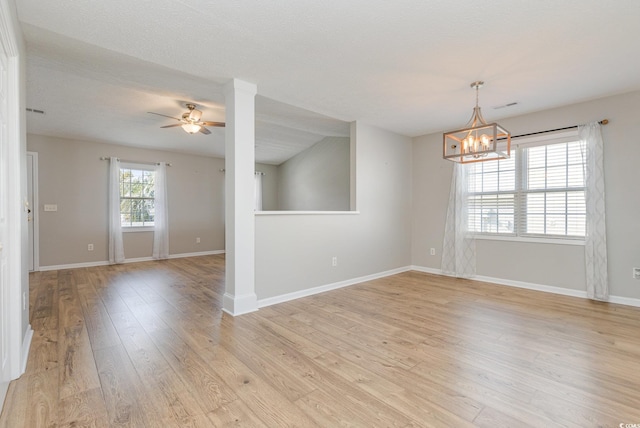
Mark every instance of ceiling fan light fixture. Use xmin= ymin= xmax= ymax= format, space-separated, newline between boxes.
xmin=181 ymin=123 xmax=201 ymax=134
xmin=443 ymin=81 xmax=511 ymax=164
xmin=185 ymin=103 xmax=202 ymax=122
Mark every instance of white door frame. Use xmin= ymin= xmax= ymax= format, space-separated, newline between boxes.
xmin=27 ymin=152 xmax=39 ymax=272
xmin=0 ymin=0 xmax=29 ymax=408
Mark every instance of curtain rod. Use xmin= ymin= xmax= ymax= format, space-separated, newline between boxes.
xmin=100 ymin=156 xmax=172 ymax=167
xmin=219 ymin=168 xmax=266 ymax=176
xmin=510 ymin=119 xmax=608 ymax=140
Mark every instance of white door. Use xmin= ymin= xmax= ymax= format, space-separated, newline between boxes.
xmin=0 ymin=34 xmax=10 ymax=387
xmin=26 ymin=152 xmax=37 ymax=272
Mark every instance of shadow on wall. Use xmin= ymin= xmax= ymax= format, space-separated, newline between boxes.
xmin=260 ymin=136 xmax=351 ymax=211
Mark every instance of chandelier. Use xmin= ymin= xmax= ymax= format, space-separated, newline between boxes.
xmin=443 ymin=81 xmax=511 ymax=163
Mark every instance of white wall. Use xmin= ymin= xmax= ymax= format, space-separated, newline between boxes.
xmin=277 ymin=136 xmax=350 ymax=211
xmin=28 ymin=134 xmax=227 ymax=267
xmin=412 ymin=90 xmax=640 ymax=300
xmin=255 ymin=122 xmax=412 ymax=300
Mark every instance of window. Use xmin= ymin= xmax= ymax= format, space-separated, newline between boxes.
xmin=467 ymin=131 xmax=586 ymax=240
xmin=119 ymin=166 xmax=155 ymax=227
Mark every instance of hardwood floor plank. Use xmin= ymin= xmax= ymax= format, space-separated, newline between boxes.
xmin=94 ymin=344 xmax=153 ymax=427
xmin=58 ymin=387 xmax=109 ymax=428
xmin=206 ymin=399 xmax=269 ymax=427
xmin=149 ymin=327 xmax=238 ymax=413
xmin=24 ymin=329 xmax=58 ymax=374
xmin=57 ymin=270 xmax=102 ymax=400
xmin=109 ymin=311 xmax=208 ymax=425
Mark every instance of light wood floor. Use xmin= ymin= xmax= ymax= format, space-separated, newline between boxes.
xmin=1 ymin=255 xmax=640 ymax=427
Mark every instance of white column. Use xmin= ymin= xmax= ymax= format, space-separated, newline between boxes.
xmin=222 ymin=79 xmax=258 ymax=316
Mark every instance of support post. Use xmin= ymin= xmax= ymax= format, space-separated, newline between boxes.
xmin=222 ymin=79 xmax=258 ymax=316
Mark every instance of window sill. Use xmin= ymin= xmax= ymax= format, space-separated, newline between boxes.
xmin=123 ymin=227 xmax=154 ymax=233
xmin=474 ymin=234 xmax=585 ymax=246
xmin=255 ymin=211 xmax=360 ymax=216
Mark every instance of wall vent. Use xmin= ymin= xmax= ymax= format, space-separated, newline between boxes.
xmin=26 ymin=108 xmax=46 ymax=114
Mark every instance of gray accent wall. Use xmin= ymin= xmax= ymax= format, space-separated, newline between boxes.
xmin=276 ymin=136 xmax=350 ymax=211
xmin=255 ymin=122 xmax=412 ymax=299
xmin=412 ymin=89 xmax=640 ymax=300
xmin=28 ymin=134 xmax=227 ymax=267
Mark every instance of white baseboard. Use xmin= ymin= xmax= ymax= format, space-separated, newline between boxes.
xmin=223 ymin=292 xmax=258 ymax=316
xmin=39 ymin=260 xmax=110 ymax=271
xmin=21 ymin=325 xmax=33 ymax=375
xmin=410 ymin=265 xmax=640 ymax=308
xmin=0 ymin=381 xmax=7 ymax=418
xmin=257 ymin=266 xmax=412 ymax=309
xmin=38 ymin=250 xmax=225 ymax=271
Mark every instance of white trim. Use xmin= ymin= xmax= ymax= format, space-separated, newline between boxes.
xmin=169 ymin=250 xmax=225 ymax=259
xmin=474 ymin=234 xmax=585 ymax=246
xmin=38 ymin=250 xmax=225 ymax=271
xmin=257 ymin=266 xmax=412 ymax=308
xmin=222 ymin=292 xmax=258 ymax=316
xmin=20 ymin=325 xmax=32 ymax=374
xmin=410 ymin=265 xmax=640 ymax=308
xmin=256 ymin=211 xmax=360 ymax=216
xmin=122 ymin=227 xmax=154 ymax=233
xmin=0 ymin=0 xmax=25 ymax=383
xmin=410 ymin=265 xmax=442 ymax=275
xmin=607 ymin=295 xmax=640 ymax=309
xmin=514 ymin=129 xmax=579 ymax=148
xmin=39 ymin=260 xmax=110 ymax=271
xmin=473 ymin=274 xmax=588 ymax=299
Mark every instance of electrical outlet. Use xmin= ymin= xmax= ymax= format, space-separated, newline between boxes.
xmin=332 ymin=256 xmax=338 ymax=267
xmin=196 ymin=237 xmax=201 ymax=244
xmin=87 ymin=244 xmax=94 ymax=251
xmin=634 ymin=267 xmax=640 ymax=279
xmin=430 ymin=248 xmax=436 ymax=256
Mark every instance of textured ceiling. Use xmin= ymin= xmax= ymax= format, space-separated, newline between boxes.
xmin=16 ymin=0 xmax=640 ymax=162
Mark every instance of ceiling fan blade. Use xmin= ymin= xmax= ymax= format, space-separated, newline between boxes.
xmin=160 ymin=123 xmax=183 ymax=128
xmin=201 ymin=121 xmax=225 ymax=127
xmin=148 ymin=111 xmax=182 ymax=121
xmin=199 ymin=126 xmax=212 ymax=135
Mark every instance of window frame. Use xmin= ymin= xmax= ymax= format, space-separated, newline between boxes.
xmin=119 ymin=162 xmax=156 ymax=231
xmin=468 ymin=130 xmax=586 ymax=244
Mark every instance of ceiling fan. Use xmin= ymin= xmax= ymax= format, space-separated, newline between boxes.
xmin=148 ymin=103 xmax=225 ymax=135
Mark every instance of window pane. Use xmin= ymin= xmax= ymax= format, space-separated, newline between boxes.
xmin=526 ymin=214 xmax=545 ymax=234
xmin=470 ymin=137 xmax=585 ymax=239
xmin=546 ymin=192 xmax=566 ymax=214
xmin=567 ymin=215 xmax=586 ymax=236
xmin=119 ymin=167 xmax=156 ymax=227
xmin=526 ymin=193 xmax=545 ymax=214
xmin=546 ymin=165 xmax=567 ymax=188
xmin=546 ymin=214 xmax=566 ymax=235
xmin=527 ymin=167 xmax=546 ymax=190
xmin=527 ymin=146 xmax=546 ymax=169
xmin=483 ymin=172 xmax=498 ymax=192
xmin=567 ymin=191 xmax=585 ymax=214
xmin=499 ymin=170 xmax=515 ymax=191
xmin=567 ymin=164 xmax=584 ymax=187
xmin=546 ymin=144 xmax=566 ymax=167
xmin=567 ymin=141 xmax=585 ymax=165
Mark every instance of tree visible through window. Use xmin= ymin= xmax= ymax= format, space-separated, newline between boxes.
xmin=120 ymin=167 xmax=155 ymax=227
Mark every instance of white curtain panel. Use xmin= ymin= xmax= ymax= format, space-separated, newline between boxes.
xmin=152 ymin=162 xmax=170 ymax=260
xmin=108 ymin=157 xmax=125 ymax=264
xmin=579 ymin=122 xmax=609 ymax=300
xmin=441 ymin=163 xmax=476 ymax=278
xmin=254 ymin=172 xmax=263 ymax=211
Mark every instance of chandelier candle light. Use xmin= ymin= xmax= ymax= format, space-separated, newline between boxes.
xmin=443 ymin=81 xmax=511 ymax=163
